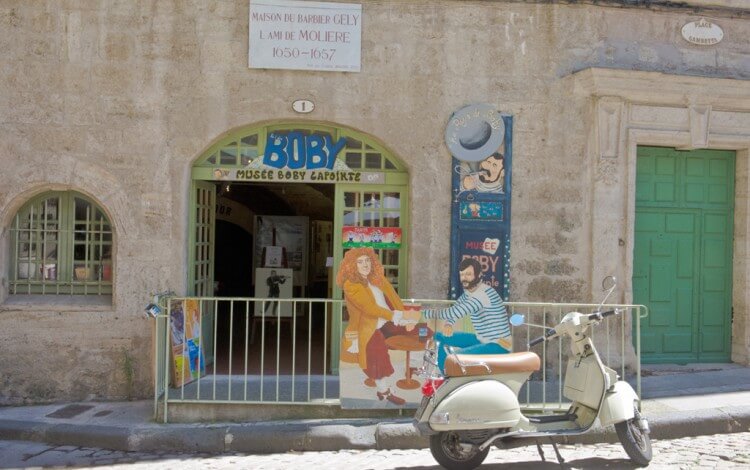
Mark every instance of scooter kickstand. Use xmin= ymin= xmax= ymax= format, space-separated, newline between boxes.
xmin=535 ymin=440 xmax=546 ymax=462
xmin=549 ymin=438 xmax=566 ymax=466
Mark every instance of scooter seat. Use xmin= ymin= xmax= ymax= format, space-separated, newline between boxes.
xmin=444 ymin=351 xmax=541 ymax=377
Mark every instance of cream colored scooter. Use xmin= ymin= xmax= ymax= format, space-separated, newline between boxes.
xmin=413 ymin=277 xmax=651 ymax=470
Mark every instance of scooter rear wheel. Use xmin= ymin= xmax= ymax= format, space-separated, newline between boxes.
xmin=615 ymin=407 xmax=652 ymax=467
xmin=429 ymin=431 xmax=490 ymax=470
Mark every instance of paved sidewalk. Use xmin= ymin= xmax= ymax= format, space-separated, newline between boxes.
xmin=0 ymin=364 xmax=748 ymax=454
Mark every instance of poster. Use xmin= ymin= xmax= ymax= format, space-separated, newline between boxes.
xmin=254 ymin=268 xmax=294 ymax=317
xmin=254 ymin=215 xmax=308 ymax=287
xmin=341 ymin=226 xmax=402 ymax=249
xmin=169 ymin=299 xmax=206 ymax=387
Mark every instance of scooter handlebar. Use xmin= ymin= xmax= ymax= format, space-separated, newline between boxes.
xmin=587 ymin=309 xmax=619 ymax=321
xmin=528 ymin=327 xmax=556 ymax=347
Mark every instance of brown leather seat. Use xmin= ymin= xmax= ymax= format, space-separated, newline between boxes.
xmin=444 ymin=351 xmax=541 ymax=377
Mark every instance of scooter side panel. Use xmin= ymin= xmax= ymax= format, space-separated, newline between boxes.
xmin=599 ymin=381 xmax=637 ymax=426
xmin=563 ymin=356 xmax=606 ymax=409
xmin=429 ymin=380 xmax=520 ymax=431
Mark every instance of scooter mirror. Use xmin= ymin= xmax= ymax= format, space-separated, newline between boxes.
xmin=602 ymin=276 xmax=617 ymax=291
xmin=509 ymin=313 xmax=525 ymax=327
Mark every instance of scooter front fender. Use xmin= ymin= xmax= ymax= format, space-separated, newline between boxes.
xmin=430 ymin=380 xmax=520 ymax=431
xmin=599 ymin=381 xmax=638 ymax=426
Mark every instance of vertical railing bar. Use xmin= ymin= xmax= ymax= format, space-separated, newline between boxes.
xmin=291 ymin=300 xmax=297 ymax=402
xmin=308 ymin=301 xmax=313 ymax=401
xmin=276 ymin=300 xmax=281 ymax=402
xmin=228 ymin=300 xmax=235 ymax=401
xmin=180 ymin=299 xmax=186 ymax=401
xmin=163 ymin=298 xmax=172 ymax=423
xmin=196 ymin=299 xmax=202 ymax=401
xmin=260 ymin=300 xmax=266 ymax=402
xmin=637 ymin=307 xmax=643 ymax=408
xmin=541 ymin=309 xmax=547 ymax=410
xmin=525 ymin=305 xmax=531 ymax=406
xmin=558 ymin=306 xmax=563 ymax=410
xmin=605 ymin=305 xmax=610 ymax=368
xmin=621 ymin=308 xmax=626 ymax=380
xmin=323 ymin=300 xmax=329 ymax=399
xmin=153 ymin=311 xmax=160 ymax=420
xmin=213 ymin=299 xmax=219 ymax=400
xmin=244 ymin=300 xmax=250 ymax=402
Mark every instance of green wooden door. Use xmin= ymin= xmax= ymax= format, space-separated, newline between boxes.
xmin=633 ymin=147 xmax=735 ymax=363
xmin=188 ymin=180 xmax=217 ymax=364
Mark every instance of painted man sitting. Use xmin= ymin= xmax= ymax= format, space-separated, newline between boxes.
xmin=422 ymin=258 xmax=512 ymax=372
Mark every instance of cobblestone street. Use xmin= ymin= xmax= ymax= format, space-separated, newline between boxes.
xmin=2 ymin=432 xmax=749 ymax=469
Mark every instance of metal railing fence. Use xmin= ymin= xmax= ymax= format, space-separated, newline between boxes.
xmin=153 ymin=295 xmax=647 ymax=422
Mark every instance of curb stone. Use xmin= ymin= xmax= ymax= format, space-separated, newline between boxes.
xmin=0 ymin=406 xmax=749 ymax=454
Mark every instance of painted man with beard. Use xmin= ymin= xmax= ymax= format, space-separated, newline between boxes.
xmin=461 ymin=152 xmax=505 ymax=193
xmin=422 ymin=258 xmax=512 ymax=372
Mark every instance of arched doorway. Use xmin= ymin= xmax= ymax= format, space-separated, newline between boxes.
xmin=189 ymin=122 xmax=409 ymax=373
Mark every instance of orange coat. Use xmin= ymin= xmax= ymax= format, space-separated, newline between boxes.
xmin=341 ymin=279 xmax=404 ymax=370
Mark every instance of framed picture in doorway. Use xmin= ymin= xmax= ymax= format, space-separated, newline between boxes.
xmin=254 ymin=268 xmax=293 ymax=317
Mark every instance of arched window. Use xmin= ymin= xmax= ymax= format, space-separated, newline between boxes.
xmin=9 ymin=191 xmax=113 ymax=296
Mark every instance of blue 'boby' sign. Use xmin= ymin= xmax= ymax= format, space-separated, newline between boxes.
xmin=447 ymin=105 xmax=512 ymax=301
xmin=263 ymin=132 xmax=347 ymax=169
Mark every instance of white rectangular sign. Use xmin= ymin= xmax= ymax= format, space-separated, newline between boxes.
xmin=249 ymin=0 xmax=362 ymax=72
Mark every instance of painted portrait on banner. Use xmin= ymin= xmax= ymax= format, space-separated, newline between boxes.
xmin=337 ymin=247 xmax=432 ymax=409
xmin=337 ymin=248 xmax=514 ymax=408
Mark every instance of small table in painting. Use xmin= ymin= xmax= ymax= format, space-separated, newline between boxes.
xmin=385 ymin=335 xmax=427 ymax=390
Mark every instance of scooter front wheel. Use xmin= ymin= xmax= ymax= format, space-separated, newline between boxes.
xmin=429 ymin=431 xmax=490 ymax=470
xmin=615 ymin=407 xmax=652 ymax=467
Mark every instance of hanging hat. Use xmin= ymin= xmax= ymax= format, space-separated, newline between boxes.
xmin=445 ymin=103 xmax=505 ymax=162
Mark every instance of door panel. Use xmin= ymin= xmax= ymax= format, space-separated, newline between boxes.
xmin=189 ymin=181 xmax=216 ymax=364
xmin=633 ymin=147 xmax=734 ymax=363
xmin=333 ymin=183 xmax=409 ymax=372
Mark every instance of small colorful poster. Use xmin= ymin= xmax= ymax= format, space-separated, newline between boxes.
xmin=342 ymin=227 xmax=402 ymax=249
xmin=459 ymin=201 xmax=503 ymax=220
xmin=169 ymin=299 xmax=206 ymax=387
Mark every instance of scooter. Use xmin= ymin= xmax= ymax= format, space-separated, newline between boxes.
xmin=413 ymin=277 xmax=652 ymax=469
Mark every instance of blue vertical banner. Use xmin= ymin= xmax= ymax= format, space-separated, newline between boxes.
xmin=446 ymin=104 xmax=512 ymax=301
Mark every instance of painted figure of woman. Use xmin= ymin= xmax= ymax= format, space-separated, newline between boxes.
xmin=337 ymin=247 xmax=422 ymax=405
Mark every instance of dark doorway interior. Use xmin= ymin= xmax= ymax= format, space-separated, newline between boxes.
xmin=212 ymin=182 xmax=334 ymax=375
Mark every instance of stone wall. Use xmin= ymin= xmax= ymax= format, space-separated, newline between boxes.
xmin=0 ymin=1 xmax=748 ymax=402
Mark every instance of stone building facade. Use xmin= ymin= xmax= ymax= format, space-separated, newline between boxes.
xmin=1 ymin=0 xmax=749 ymax=403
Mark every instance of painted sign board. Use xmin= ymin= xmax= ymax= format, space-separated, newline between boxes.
xmin=249 ymin=0 xmax=362 ymax=72
xmin=448 ymin=105 xmax=512 ymax=302
xmin=210 ymin=130 xmax=385 ymax=184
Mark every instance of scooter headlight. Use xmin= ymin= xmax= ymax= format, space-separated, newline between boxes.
xmin=430 ymin=411 xmax=450 ymax=425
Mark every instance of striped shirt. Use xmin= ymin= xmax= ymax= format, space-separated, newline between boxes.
xmin=423 ymin=284 xmax=511 ymax=343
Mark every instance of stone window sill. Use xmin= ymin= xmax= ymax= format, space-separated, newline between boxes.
xmin=1 ymin=294 xmax=113 ymax=312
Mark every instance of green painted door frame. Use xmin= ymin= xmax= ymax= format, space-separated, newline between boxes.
xmin=633 ymin=146 xmax=735 ymax=363
xmin=188 ymin=180 xmax=217 ymax=363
